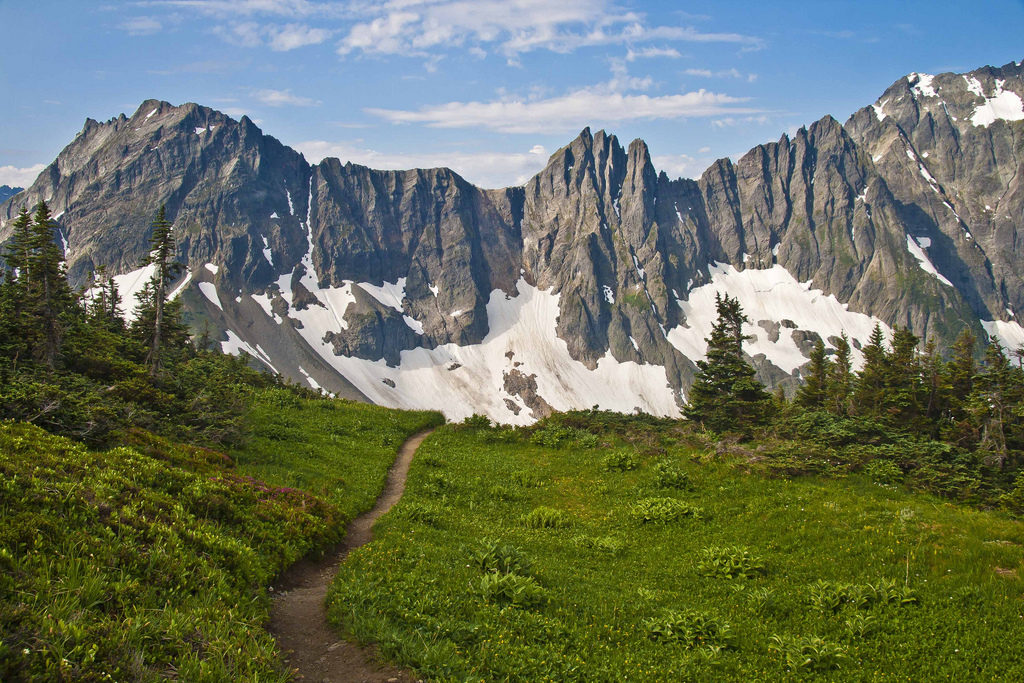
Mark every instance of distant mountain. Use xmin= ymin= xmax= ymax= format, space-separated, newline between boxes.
xmin=0 ymin=185 xmax=22 ymax=204
xmin=2 ymin=59 xmax=1023 ymax=423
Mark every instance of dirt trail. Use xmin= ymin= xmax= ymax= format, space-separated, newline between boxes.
xmin=269 ymin=429 xmax=434 ymax=682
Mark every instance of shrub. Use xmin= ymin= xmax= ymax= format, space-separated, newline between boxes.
xmin=474 ymin=572 xmax=546 ymax=608
xmin=652 ymin=459 xmax=692 ymax=489
xmin=630 ymin=497 xmax=702 ymax=524
xmin=865 ymin=459 xmax=903 ymax=485
xmin=697 ymin=546 xmax=766 ymax=580
xmin=530 ymin=424 xmax=598 ymax=449
xmin=522 ymin=506 xmax=572 ymax=529
xmin=573 ymin=535 xmax=626 ymax=555
xmin=807 ymin=579 xmax=917 ymax=614
xmin=769 ymin=634 xmax=847 ymax=672
xmin=461 ymin=413 xmax=492 ymax=430
xmin=644 ymin=610 xmax=736 ymax=650
xmin=602 ymin=449 xmax=640 ymax=472
xmin=470 ymin=538 xmax=531 ymax=576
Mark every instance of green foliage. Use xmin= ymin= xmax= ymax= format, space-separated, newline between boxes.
xmin=470 ymin=538 xmax=532 ymax=576
xmin=630 ymin=497 xmax=702 ymax=524
xmin=768 ymin=634 xmax=847 ymax=672
xmin=864 ymin=458 xmax=903 ymax=484
xmin=0 ymin=421 xmax=336 ymax=680
xmin=529 ymin=422 xmax=598 ymax=448
xmin=522 ymin=506 xmax=573 ymax=529
xmin=474 ymin=572 xmax=547 ymax=608
xmin=644 ymin=610 xmax=736 ymax=650
xmin=652 ymin=458 xmax=693 ymax=489
xmin=697 ymin=546 xmax=766 ymax=579
xmin=806 ymin=579 xmax=917 ymax=614
xmin=602 ymin=448 xmax=640 ymax=472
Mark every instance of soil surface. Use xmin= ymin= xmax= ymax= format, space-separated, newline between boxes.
xmin=269 ymin=429 xmax=434 ymax=682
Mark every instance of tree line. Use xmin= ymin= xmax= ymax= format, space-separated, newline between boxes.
xmin=685 ymin=293 xmax=1024 ymax=509
xmin=0 ymin=202 xmax=282 ymax=445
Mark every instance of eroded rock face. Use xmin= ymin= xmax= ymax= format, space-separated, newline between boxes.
xmin=2 ymin=61 xmax=1023 ymax=422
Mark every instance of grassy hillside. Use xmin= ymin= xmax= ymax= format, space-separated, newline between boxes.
xmin=328 ymin=415 xmax=1024 ymax=681
xmin=0 ymin=390 xmax=441 ymax=682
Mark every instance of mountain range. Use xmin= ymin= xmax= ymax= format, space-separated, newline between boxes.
xmin=2 ymin=60 xmax=1023 ymax=424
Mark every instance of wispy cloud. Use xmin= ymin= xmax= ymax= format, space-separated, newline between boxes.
xmin=366 ymin=70 xmax=759 ymax=134
xmin=267 ymin=23 xmax=333 ymax=50
xmin=626 ymin=46 xmax=682 ymax=61
xmin=685 ymin=67 xmax=757 ymax=83
xmin=293 ymin=139 xmax=551 ymax=188
xmin=0 ymin=163 xmax=47 ymax=188
xmin=335 ymin=0 xmax=762 ymax=58
xmin=137 ymin=0 xmax=350 ymax=18
xmin=252 ymin=88 xmax=320 ymax=106
xmin=119 ymin=16 xmax=162 ymax=35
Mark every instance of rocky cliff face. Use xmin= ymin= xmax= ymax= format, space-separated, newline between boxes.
xmin=0 ymin=186 xmax=21 ymax=204
xmin=3 ymin=61 xmax=1023 ymax=423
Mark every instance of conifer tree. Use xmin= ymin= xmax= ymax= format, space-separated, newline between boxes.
xmin=139 ymin=205 xmax=181 ymax=376
xmin=684 ymin=293 xmax=771 ymax=435
xmin=796 ymin=338 xmax=831 ymax=409
xmin=826 ymin=333 xmax=853 ymax=415
xmin=969 ymin=337 xmax=1013 ymax=465
xmin=853 ymin=324 xmax=887 ymax=417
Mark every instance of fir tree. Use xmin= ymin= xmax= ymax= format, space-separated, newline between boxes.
xmin=826 ymin=333 xmax=853 ymax=415
xmin=853 ymin=324 xmax=887 ymax=417
xmin=684 ymin=293 xmax=771 ymax=435
xmin=138 ymin=205 xmax=182 ymax=376
xmin=796 ymin=338 xmax=831 ymax=409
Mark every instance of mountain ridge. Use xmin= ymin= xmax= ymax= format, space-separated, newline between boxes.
xmin=2 ymin=59 xmax=1023 ymax=423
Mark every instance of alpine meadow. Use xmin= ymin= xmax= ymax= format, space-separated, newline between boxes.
xmin=2 ymin=1 xmax=1024 ymax=680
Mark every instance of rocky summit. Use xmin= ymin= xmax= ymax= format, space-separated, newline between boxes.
xmin=2 ymin=60 xmax=1023 ymax=424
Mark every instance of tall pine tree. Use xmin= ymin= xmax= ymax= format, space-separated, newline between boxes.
xmin=684 ymin=293 xmax=771 ymax=435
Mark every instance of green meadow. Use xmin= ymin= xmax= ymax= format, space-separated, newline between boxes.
xmin=329 ymin=415 xmax=1024 ymax=681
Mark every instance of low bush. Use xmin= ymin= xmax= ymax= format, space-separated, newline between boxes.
xmin=522 ymin=506 xmax=572 ymax=529
xmin=697 ymin=546 xmax=766 ymax=580
xmin=630 ymin=497 xmax=702 ymax=524
xmin=769 ymin=634 xmax=847 ymax=672
xmin=644 ymin=610 xmax=736 ymax=650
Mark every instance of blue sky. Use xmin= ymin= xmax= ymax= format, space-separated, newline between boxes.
xmin=2 ymin=0 xmax=1023 ymax=189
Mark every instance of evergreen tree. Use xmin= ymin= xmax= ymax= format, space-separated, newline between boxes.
xmin=138 ymin=206 xmax=182 ymax=376
xmin=28 ymin=202 xmax=77 ymax=369
xmin=969 ymin=338 xmax=1014 ymax=466
xmin=0 ymin=209 xmax=35 ymax=366
xmin=826 ymin=333 xmax=853 ymax=415
xmin=796 ymin=338 xmax=831 ymax=409
xmin=853 ymin=324 xmax=887 ymax=417
xmin=684 ymin=293 xmax=771 ymax=435
xmin=882 ymin=327 xmax=924 ymax=429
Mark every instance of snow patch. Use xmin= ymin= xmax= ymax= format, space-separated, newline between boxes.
xmin=905 ymin=235 xmax=953 ymax=287
xmin=146 ymin=108 xmax=158 ymax=119
xmin=285 ymin=189 xmax=294 ymax=215
xmin=270 ymin=211 xmax=279 ymax=219
xmin=261 ymin=236 xmax=273 ymax=266
xmin=631 ymin=254 xmax=646 ymax=281
xmin=629 ymin=335 xmax=640 ymax=352
xmin=429 ymin=284 xmax=439 ymax=297
xmin=403 ymin=315 xmax=424 ymax=335
xmin=450 ymin=309 xmax=464 ymax=317
xmin=981 ymin=320 xmax=1024 ymax=352
xmin=359 ymin=277 xmax=407 ymax=313
xmin=195 ymin=127 xmax=207 ymax=135
xmin=222 ymin=330 xmax=278 ymax=373
xmin=872 ymin=99 xmax=888 ymax=121
xmin=964 ymin=75 xmax=985 ymax=97
xmin=667 ymin=263 xmax=890 ymax=374
xmin=198 ymin=282 xmax=223 ymax=310
xmin=204 ymin=263 xmax=219 ymax=275
xmin=110 ymin=264 xmax=157 ymax=320
xmin=910 ymin=73 xmax=937 ymax=98
xmin=970 ymin=79 xmax=1024 ymax=127
xmin=307 ymin=279 xmax=680 ymax=426
xmin=603 ymin=285 xmax=615 ymax=304
xmin=297 ymin=366 xmax=322 ymax=391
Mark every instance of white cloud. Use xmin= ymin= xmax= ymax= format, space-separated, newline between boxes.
xmin=336 ymin=0 xmax=762 ymax=58
xmin=626 ymin=46 xmax=682 ymax=61
xmin=294 ymin=140 xmax=550 ymax=188
xmin=529 ymin=145 xmax=546 ymax=155
xmin=119 ymin=16 xmax=162 ymax=35
xmin=252 ymin=88 xmax=320 ymax=106
xmin=366 ymin=84 xmax=759 ymax=134
xmin=0 ymin=164 xmax=46 ymax=189
xmin=652 ymin=153 xmax=716 ymax=180
xmin=268 ymin=23 xmax=333 ymax=50
xmin=685 ymin=67 xmax=758 ymax=82
xmin=712 ymin=115 xmax=770 ymax=128
xmin=213 ymin=21 xmax=330 ymax=50
xmin=138 ymin=0 xmax=348 ymax=17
